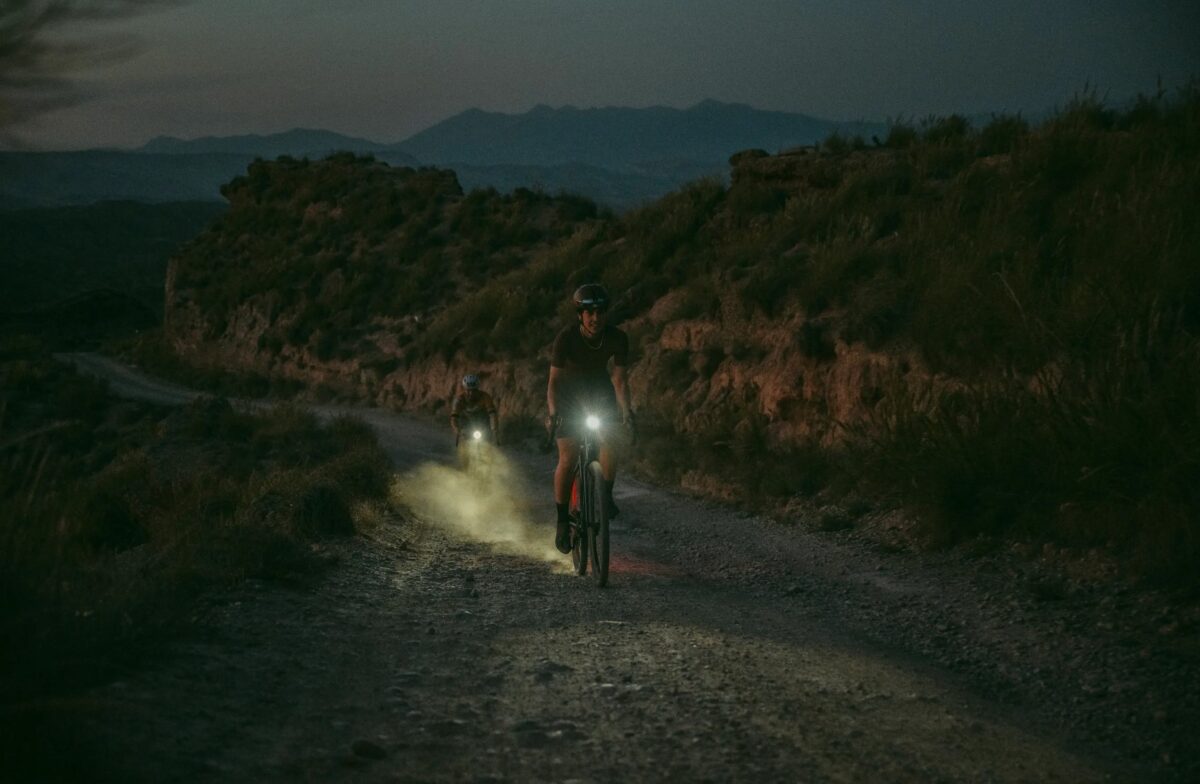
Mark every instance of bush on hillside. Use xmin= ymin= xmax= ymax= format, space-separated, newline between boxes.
xmin=163 ymin=85 xmax=1200 ymax=584
xmin=0 ymin=355 xmax=394 ymax=705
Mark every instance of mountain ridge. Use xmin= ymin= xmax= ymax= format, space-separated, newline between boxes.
xmin=137 ymin=128 xmax=413 ymax=162
xmin=5 ymin=100 xmax=887 ymax=209
xmin=393 ymin=100 xmax=884 ymax=168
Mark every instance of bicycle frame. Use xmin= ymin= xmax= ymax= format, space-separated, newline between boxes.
xmin=571 ymin=424 xmax=595 ymax=514
xmin=567 ymin=412 xmax=609 ymax=586
xmin=457 ymin=418 xmax=493 ymax=475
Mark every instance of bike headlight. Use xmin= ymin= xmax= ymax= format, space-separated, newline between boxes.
xmin=585 ymin=414 xmax=601 ymax=431
xmin=472 ymin=430 xmax=483 ymax=440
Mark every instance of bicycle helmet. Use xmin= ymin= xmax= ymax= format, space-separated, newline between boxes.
xmin=573 ymin=283 xmax=609 ymax=312
xmin=461 ymin=373 xmax=479 ymax=391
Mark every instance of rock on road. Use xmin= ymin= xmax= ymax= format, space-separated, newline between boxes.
xmin=62 ymin=353 xmax=1196 ymax=782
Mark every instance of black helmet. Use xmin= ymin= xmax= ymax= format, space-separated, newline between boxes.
xmin=572 ymin=283 xmax=609 ymax=312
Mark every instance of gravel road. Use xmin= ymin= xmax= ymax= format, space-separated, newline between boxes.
xmin=62 ymin=353 xmax=1198 ymax=782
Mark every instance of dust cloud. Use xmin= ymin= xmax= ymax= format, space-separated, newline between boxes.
xmin=392 ymin=444 xmax=564 ymax=564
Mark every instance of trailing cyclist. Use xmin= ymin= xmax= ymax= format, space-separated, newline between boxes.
xmin=451 ymin=373 xmax=499 ymax=446
xmin=546 ymin=284 xmax=635 ymax=554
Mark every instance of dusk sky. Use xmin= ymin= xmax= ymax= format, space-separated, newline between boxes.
xmin=13 ymin=0 xmax=1200 ymax=150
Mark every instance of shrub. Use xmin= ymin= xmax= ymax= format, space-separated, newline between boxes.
xmin=884 ymin=122 xmax=918 ymax=149
xmin=796 ymin=320 xmax=836 ymax=360
xmin=673 ymin=277 xmax=722 ymax=319
xmin=726 ymin=181 xmax=789 ymax=217
xmin=0 ymin=355 xmax=396 ymax=720
xmin=294 ymin=483 xmax=354 ymax=536
xmin=156 ymin=87 xmax=1200 ymax=587
xmin=922 ymin=114 xmax=971 ymax=144
xmin=739 ymin=259 xmax=799 ymax=317
xmin=977 ymin=114 xmax=1029 ymax=156
xmin=72 ymin=476 xmax=148 ymax=552
xmin=822 ymin=132 xmax=852 ymax=155
xmin=626 ymin=178 xmax=725 ymax=267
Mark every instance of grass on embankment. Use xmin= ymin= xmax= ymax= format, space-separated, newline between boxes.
xmin=0 ymin=338 xmax=394 ymax=712
xmin=833 ymin=93 xmax=1200 ymax=584
xmin=154 ymin=86 xmax=1199 ymax=588
xmin=432 ymin=89 xmax=1200 ymax=585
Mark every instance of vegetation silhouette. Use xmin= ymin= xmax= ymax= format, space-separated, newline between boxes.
xmin=161 ymin=86 xmax=1200 ymax=585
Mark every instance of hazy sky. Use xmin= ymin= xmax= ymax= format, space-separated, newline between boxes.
xmin=12 ymin=0 xmax=1199 ymax=150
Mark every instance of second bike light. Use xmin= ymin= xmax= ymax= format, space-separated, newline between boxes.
xmin=585 ymin=414 xmax=601 ymax=431
xmin=473 ymin=430 xmax=483 ymax=440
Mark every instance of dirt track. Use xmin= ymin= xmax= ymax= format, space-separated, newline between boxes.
xmin=61 ymin=353 xmax=1198 ymax=782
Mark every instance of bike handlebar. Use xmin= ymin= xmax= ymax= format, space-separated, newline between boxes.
xmin=543 ymin=414 xmax=640 ymax=449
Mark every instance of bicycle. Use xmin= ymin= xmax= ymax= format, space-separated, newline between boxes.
xmin=547 ymin=412 xmax=611 ymax=587
xmin=456 ymin=419 xmax=496 ymax=478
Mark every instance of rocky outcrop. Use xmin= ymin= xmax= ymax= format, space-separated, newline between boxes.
xmin=166 ymin=259 xmax=923 ymax=451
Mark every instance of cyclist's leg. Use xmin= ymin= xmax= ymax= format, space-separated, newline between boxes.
xmin=553 ymin=435 xmax=577 ymax=553
xmin=598 ymin=443 xmax=618 ymax=482
xmin=554 ymin=436 xmax=576 ymax=504
xmin=599 ymin=396 xmax=624 ymax=514
xmin=598 ymin=441 xmax=619 ymax=517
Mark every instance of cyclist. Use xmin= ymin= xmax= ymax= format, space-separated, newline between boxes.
xmin=451 ymin=373 xmax=499 ymax=445
xmin=546 ymin=284 xmax=635 ymax=554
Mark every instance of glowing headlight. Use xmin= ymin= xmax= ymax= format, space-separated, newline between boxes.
xmin=585 ymin=414 xmax=601 ymax=431
xmin=472 ymin=430 xmax=483 ymax=440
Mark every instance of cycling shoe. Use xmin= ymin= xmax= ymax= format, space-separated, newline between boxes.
xmin=555 ymin=520 xmax=571 ymax=554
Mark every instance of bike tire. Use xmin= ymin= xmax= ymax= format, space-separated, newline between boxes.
xmin=586 ymin=461 xmax=609 ymax=587
xmin=570 ymin=476 xmax=588 ymax=576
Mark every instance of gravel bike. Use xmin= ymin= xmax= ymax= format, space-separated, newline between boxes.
xmin=456 ymin=418 xmax=495 ymax=477
xmin=548 ymin=412 xmax=610 ymax=587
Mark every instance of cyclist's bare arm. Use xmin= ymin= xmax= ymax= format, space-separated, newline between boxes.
xmin=487 ymin=396 xmax=499 ymax=436
xmin=547 ymin=366 xmax=563 ymax=420
xmin=611 ymin=365 xmax=631 ymax=420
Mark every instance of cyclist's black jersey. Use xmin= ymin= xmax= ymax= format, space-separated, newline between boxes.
xmin=551 ymin=325 xmax=628 ymax=412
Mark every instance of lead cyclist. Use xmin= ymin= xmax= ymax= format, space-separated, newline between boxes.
xmin=546 ymin=284 xmax=635 ymax=554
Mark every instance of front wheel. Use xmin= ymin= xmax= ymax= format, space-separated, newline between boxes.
xmin=585 ymin=461 xmax=609 ymax=587
xmin=570 ymin=477 xmax=587 ymax=576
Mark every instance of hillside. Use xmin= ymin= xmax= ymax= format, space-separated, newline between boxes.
xmin=163 ymin=91 xmax=1200 ymax=584
xmin=0 ymin=347 xmax=393 ymax=760
xmin=163 ymin=153 xmax=604 ymax=388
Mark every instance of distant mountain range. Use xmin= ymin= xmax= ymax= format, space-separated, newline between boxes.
xmin=399 ymin=100 xmax=881 ymax=169
xmin=2 ymin=101 xmax=885 ymax=210
xmin=136 ymin=128 xmax=417 ymax=163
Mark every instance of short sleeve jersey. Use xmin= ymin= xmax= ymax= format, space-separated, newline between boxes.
xmin=551 ymin=325 xmax=628 ymax=409
xmin=450 ymin=390 xmax=496 ymax=426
